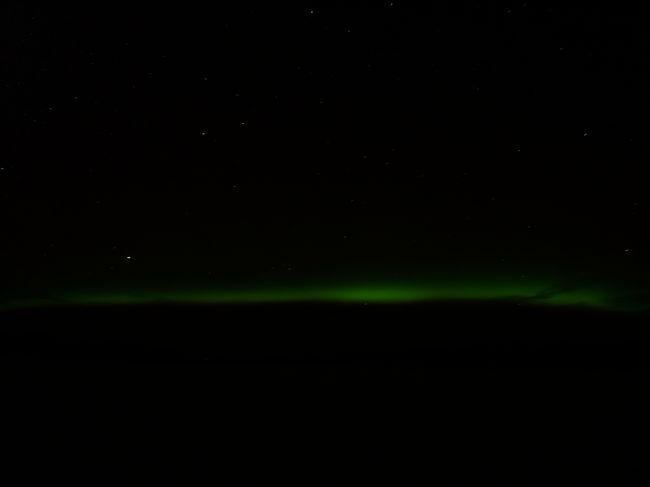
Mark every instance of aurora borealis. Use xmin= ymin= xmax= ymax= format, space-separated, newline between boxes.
xmin=1 ymin=275 xmax=645 ymax=312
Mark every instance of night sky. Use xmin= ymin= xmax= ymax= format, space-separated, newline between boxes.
xmin=3 ymin=2 xmax=650 ymax=311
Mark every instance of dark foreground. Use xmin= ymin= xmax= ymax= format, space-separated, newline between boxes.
xmin=2 ymin=301 xmax=650 ymax=365
xmin=3 ymin=302 xmax=650 ymax=483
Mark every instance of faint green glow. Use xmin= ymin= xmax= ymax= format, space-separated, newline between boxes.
xmin=0 ymin=278 xmax=643 ymax=312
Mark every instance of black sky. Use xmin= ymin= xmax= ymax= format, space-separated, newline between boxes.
xmin=3 ymin=2 xmax=649 ymax=299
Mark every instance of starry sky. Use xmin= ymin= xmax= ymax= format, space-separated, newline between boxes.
xmin=3 ymin=2 xmax=650 ymax=310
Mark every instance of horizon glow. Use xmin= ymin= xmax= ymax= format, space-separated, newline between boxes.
xmin=0 ymin=278 xmax=644 ymax=312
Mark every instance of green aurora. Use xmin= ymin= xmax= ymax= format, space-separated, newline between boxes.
xmin=1 ymin=276 xmax=647 ymax=312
